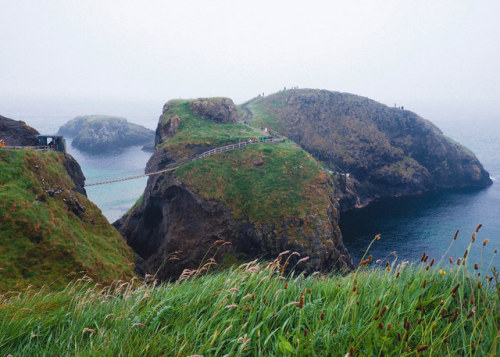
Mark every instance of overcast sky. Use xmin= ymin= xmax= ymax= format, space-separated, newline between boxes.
xmin=1 ymin=0 xmax=499 ymax=123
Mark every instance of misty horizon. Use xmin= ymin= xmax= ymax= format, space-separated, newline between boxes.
xmin=2 ymin=1 xmax=499 ymax=125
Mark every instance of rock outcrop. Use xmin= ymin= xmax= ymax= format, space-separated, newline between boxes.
xmin=0 ymin=115 xmax=40 ymax=146
xmin=58 ymin=115 xmax=155 ymax=152
xmin=114 ymin=98 xmax=354 ymax=281
xmin=244 ymin=89 xmax=492 ymax=210
xmin=189 ymin=98 xmax=238 ymax=123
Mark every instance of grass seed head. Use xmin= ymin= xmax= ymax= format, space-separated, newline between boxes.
xmin=453 ymin=229 xmax=459 ymax=240
xmin=417 ymin=345 xmax=429 ymax=352
xmin=475 ymin=224 xmax=482 ymax=232
xmin=472 ymin=232 xmax=476 ymax=242
xmin=482 ymin=239 xmax=489 ymax=246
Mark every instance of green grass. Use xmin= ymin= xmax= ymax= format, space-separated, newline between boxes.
xmin=176 ymin=141 xmax=331 ymax=230
xmin=244 ymin=97 xmax=286 ymax=133
xmin=0 ymin=234 xmax=497 ymax=356
xmin=161 ymin=100 xmax=264 ymax=150
xmin=0 ymin=149 xmax=136 ymax=292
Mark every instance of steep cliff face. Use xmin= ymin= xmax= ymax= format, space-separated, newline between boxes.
xmin=114 ymin=98 xmax=353 ymax=280
xmin=0 ymin=115 xmax=40 ymax=146
xmin=58 ymin=115 xmax=155 ymax=152
xmin=245 ymin=89 xmax=492 ymax=209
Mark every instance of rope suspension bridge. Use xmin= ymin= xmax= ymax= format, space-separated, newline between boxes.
xmin=84 ymin=137 xmax=284 ymax=187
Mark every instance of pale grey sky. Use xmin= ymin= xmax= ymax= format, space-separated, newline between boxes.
xmin=1 ymin=0 xmax=499 ymax=123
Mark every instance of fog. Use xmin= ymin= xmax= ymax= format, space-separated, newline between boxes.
xmin=1 ymin=0 xmax=499 ymax=124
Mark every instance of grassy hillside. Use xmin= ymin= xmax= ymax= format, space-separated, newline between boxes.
xmin=0 ymin=240 xmax=497 ymax=356
xmin=159 ymin=100 xmax=264 ymax=156
xmin=243 ymin=89 xmax=491 ymax=198
xmin=0 ymin=149 xmax=136 ymax=291
xmin=163 ymin=100 xmax=336 ymax=242
xmin=176 ymin=141 xmax=331 ymax=230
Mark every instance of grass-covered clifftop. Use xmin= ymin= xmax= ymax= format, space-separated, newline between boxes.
xmin=176 ymin=141 xmax=332 ymax=230
xmin=163 ymin=99 xmax=332 ymax=231
xmin=115 ymin=98 xmax=352 ymax=280
xmin=0 ymin=149 xmax=136 ymax=291
xmin=157 ymin=99 xmax=264 ymax=159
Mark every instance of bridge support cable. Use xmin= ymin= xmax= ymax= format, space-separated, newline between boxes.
xmin=84 ymin=137 xmax=284 ymax=187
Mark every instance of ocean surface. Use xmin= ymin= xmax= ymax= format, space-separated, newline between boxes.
xmin=16 ymin=115 xmax=500 ymax=270
xmin=17 ymin=115 xmax=156 ymax=223
xmin=340 ymin=118 xmax=499 ymax=270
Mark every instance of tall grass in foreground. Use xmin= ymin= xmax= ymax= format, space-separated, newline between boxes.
xmin=0 ymin=231 xmax=498 ymax=356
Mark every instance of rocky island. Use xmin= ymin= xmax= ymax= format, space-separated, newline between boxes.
xmin=243 ymin=89 xmax=491 ymax=210
xmin=58 ymin=115 xmax=155 ymax=152
xmin=114 ymin=98 xmax=354 ymax=280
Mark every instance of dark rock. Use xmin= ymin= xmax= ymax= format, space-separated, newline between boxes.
xmin=0 ymin=115 xmax=40 ymax=146
xmin=62 ymin=154 xmax=87 ymax=196
xmin=189 ymin=98 xmax=238 ymax=123
xmin=155 ymin=112 xmax=181 ymax=147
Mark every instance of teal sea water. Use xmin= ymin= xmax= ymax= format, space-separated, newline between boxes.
xmin=18 ymin=115 xmax=499 ymax=270
xmin=340 ymin=119 xmax=499 ymax=269
xmin=18 ymin=115 xmax=155 ymax=223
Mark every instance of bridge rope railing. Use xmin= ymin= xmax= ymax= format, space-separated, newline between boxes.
xmin=84 ymin=137 xmax=284 ymax=187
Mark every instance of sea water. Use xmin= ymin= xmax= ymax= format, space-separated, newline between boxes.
xmin=17 ymin=115 xmax=155 ymax=223
xmin=340 ymin=118 xmax=500 ymax=269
